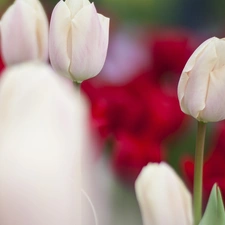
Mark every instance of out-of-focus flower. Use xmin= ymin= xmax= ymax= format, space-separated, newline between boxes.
xmin=1 ymin=0 xmax=49 ymax=65
xmin=135 ymin=162 xmax=193 ymax=225
xmin=82 ymin=29 xmax=193 ymax=185
xmin=149 ymin=30 xmax=194 ymax=83
xmin=145 ymin=83 xmax=186 ymax=141
xmin=83 ymin=74 xmax=185 ymax=142
xmin=49 ymin=0 xmax=110 ymax=82
xmin=178 ymin=37 xmax=225 ymax=122
xmin=82 ymin=73 xmax=186 ymax=184
xmin=112 ymin=134 xmax=162 ymax=184
xmin=0 ymin=62 xmax=87 ymax=225
xmin=0 ymin=55 xmax=5 ymax=73
xmin=82 ymin=80 xmax=151 ymax=140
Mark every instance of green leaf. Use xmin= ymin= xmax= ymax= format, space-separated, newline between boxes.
xmin=199 ymin=184 xmax=225 ymax=225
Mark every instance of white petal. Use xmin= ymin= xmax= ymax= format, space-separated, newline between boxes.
xmin=18 ymin=0 xmax=49 ymax=60
xmin=1 ymin=1 xmax=37 ymax=64
xmin=65 ymin=0 xmax=90 ymax=17
xmin=178 ymin=38 xmax=217 ymax=113
xmin=182 ymin=40 xmax=217 ymax=119
xmin=199 ymin=66 xmax=225 ymax=121
xmin=33 ymin=0 xmax=49 ymax=61
xmin=70 ymin=3 xmax=109 ymax=81
xmin=49 ymin=0 xmax=72 ymax=79
xmin=98 ymin=13 xmax=110 ymax=41
xmin=213 ymin=38 xmax=225 ymax=69
xmin=135 ymin=162 xmax=193 ymax=225
xmin=177 ymin=71 xmax=189 ymax=113
xmin=1 ymin=0 xmax=48 ymax=65
xmin=0 ymin=62 xmax=86 ymax=225
xmin=182 ymin=37 xmax=216 ymax=73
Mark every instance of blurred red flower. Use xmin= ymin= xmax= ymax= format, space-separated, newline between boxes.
xmin=0 ymin=54 xmax=5 ymax=73
xmin=149 ymin=30 xmax=194 ymax=83
xmin=82 ymin=29 xmax=195 ymax=184
xmin=111 ymin=133 xmax=162 ymax=184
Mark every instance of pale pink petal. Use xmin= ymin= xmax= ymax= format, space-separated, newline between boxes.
xmin=1 ymin=0 xmax=48 ymax=65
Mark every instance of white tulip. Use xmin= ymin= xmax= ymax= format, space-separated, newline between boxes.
xmin=1 ymin=0 xmax=49 ymax=65
xmin=0 ymin=62 xmax=87 ymax=225
xmin=135 ymin=162 xmax=193 ymax=225
xmin=178 ymin=37 xmax=225 ymax=122
xmin=49 ymin=0 xmax=110 ymax=82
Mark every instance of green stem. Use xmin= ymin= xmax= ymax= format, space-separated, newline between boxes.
xmin=193 ymin=121 xmax=207 ymax=225
xmin=73 ymin=80 xmax=81 ymax=90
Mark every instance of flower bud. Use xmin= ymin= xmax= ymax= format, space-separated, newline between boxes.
xmin=178 ymin=37 xmax=225 ymax=122
xmin=49 ymin=0 xmax=110 ymax=82
xmin=0 ymin=62 xmax=87 ymax=225
xmin=1 ymin=0 xmax=49 ymax=65
xmin=135 ymin=162 xmax=193 ymax=225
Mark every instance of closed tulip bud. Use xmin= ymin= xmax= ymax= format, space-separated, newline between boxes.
xmin=178 ymin=37 xmax=225 ymax=122
xmin=49 ymin=0 xmax=110 ymax=82
xmin=1 ymin=0 xmax=49 ymax=65
xmin=0 ymin=62 xmax=88 ymax=225
xmin=135 ymin=162 xmax=193 ymax=225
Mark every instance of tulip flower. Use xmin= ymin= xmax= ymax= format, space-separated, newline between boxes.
xmin=135 ymin=162 xmax=193 ymax=225
xmin=49 ymin=0 xmax=110 ymax=82
xmin=178 ymin=37 xmax=225 ymax=122
xmin=1 ymin=0 xmax=49 ymax=65
xmin=0 ymin=62 xmax=87 ymax=225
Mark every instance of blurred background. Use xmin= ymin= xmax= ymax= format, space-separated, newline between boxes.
xmin=1 ymin=0 xmax=225 ymax=224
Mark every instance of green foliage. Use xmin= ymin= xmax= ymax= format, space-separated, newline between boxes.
xmin=199 ymin=184 xmax=225 ymax=225
xmin=95 ymin=0 xmax=180 ymax=25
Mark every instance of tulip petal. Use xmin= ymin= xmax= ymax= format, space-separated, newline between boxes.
xmin=70 ymin=3 xmax=109 ymax=81
xmin=0 ymin=62 xmax=86 ymax=225
xmin=49 ymin=0 xmax=72 ymax=80
xmin=1 ymin=1 xmax=37 ymax=64
xmin=22 ymin=0 xmax=49 ymax=61
xmin=65 ymin=0 xmax=90 ymax=17
xmin=182 ymin=37 xmax=215 ymax=73
xmin=34 ymin=0 xmax=49 ymax=61
xmin=199 ymin=65 xmax=225 ymax=121
xmin=181 ymin=40 xmax=217 ymax=119
xmin=135 ymin=162 xmax=193 ymax=225
xmin=178 ymin=37 xmax=216 ymax=116
xmin=1 ymin=0 xmax=48 ymax=65
xmin=98 ymin=13 xmax=110 ymax=40
xmin=213 ymin=38 xmax=225 ymax=69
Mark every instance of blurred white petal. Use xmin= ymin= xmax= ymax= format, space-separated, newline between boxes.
xmin=0 ymin=62 xmax=86 ymax=225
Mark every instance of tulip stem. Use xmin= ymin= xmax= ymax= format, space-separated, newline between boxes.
xmin=193 ymin=121 xmax=206 ymax=225
xmin=73 ymin=80 xmax=81 ymax=89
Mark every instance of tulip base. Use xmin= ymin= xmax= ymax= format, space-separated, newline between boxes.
xmin=193 ymin=121 xmax=207 ymax=225
xmin=73 ymin=80 xmax=82 ymax=90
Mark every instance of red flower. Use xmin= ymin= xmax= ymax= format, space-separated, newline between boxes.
xmin=146 ymin=83 xmax=186 ymax=141
xmin=82 ymin=75 xmax=152 ymax=140
xmin=82 ymin=29 xmax=196 ymax=184
xmin=82 ymin=70 xmax=187 ymax=184
xmin=111 ymin=133 xmax=162 ymax=184
xmin=0 ymin=55 xmax=5 ymax=74
xmin=147 ymin=29 xmax=195 ymax=84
